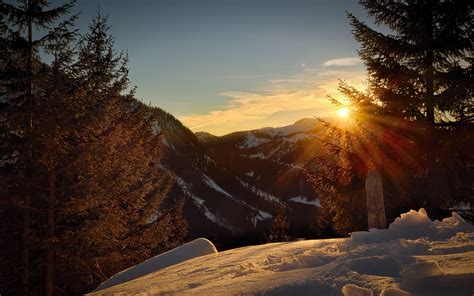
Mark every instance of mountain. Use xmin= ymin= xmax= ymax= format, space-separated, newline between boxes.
xmin=195 ymin=131 xmax=218 ymax=142
xmin=198 ymin=119 xmax=324 ymax=236
xmin=151 ymin=108 xmax=322 ymax=249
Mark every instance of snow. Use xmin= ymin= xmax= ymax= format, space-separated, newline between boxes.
xmin=449 ymin=201 xmax=471 ymax=211
xmin=238 ymin=133 xmax=269 ymax=148
xmin=89 ymin=209 xmax=474 ymax=296
xmin=258 ymin=210 xmax=272 ymax=220
xmin=237 ymin=177 xmax=284 ymax=206
xmin=350 ymin=208 xmax=472 ymax=244
xmin=191 ymin=195 xmax=234 ymax=232
xmin=249 ymin=210 xmax=273 ymax=228
xmin=202 ymin=174 xmax=232 ymax=198
xmin=289 ymin=196 xmax=320 ymax=207
xmin=246 ymin=152 xmax=268 ymax=159
xmin=175 ymin=176 xmax=235 ymax=231
xmin=151 ymin=120 xmax=161 ymax=135
xmin=341 ymin=284 xmax=373 ymax=296
xmin=197 ymin=173 xmax=273 ymax=230
xmin=284 ymin=132 xmax=311 ymax=143
xmin=93 ymin=238 xmax=217 ymax=292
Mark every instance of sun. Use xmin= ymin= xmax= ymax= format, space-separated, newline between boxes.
xmin=338 ymin=107 xmax=350 ymax=118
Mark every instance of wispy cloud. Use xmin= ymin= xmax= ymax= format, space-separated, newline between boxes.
xmin=322 ymin=57 xmax=362 ymax=67
xmin=179 ymin=66 xmax=367 ymax=136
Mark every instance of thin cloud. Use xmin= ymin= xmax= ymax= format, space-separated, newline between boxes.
xmin=179 ymin=89 xmax=330 ymax=135
xmin=268 ymin=79 xmax=314 ymax=84
xmin=179 ymin=68 xmax=367 ymax=136
xmin=322 ymin=57 xmax=362 ymax=67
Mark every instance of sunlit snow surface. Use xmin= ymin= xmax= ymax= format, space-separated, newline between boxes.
xmin=93 ymin=238 xmax=217 ymax=292
xmin=89 ymin=209 xmax=474 ymax=296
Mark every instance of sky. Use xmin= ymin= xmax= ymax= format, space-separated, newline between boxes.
xmin=72 ymin=0 xmax=370 ymax=135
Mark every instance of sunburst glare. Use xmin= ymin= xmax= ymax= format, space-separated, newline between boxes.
xmin=338 ymin=107 xmax=350 ymax=118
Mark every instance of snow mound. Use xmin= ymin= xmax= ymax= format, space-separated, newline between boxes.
xmin=400 ymin=261 xmax=444 ymax=278
xmin=380 ymin=288 xmax=412 ymax=296
xmin=90 ymin=209 xmax=474 ymax=295
xmin=93 ymin=238 xmax=217 ymax=292
xmin=341 ymin=284 xmax=373 ymax=296
xmin=351 ymin=208 xmax=474 ymax=245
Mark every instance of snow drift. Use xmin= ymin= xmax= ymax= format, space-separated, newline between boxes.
xmin=90 ymin=209 xmax=474 ymax=295
xmin=93 ymin=238 xmax=217 ymax=292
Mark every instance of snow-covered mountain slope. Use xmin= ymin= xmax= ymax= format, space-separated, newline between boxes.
xmin=89 ymin=209 xmax=474 ymax=295
xmin=198 ymin=118 xmax=323 ymax=236
xmin=150 ymin=108 xmax=290 ymax=247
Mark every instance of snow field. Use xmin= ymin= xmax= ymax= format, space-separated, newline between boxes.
xmin=93 ymin=238 xmax=218 ymax=292
xmin=90 ymin=209 xmax=474 ymax=295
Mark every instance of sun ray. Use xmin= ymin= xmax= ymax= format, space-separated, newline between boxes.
xmin=338 ymin=107 xmax=350 ymax=118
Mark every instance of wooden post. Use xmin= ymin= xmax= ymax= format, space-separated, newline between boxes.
xmin=46 ymin=167 xmax=56 ymax=296
xmin=365 ymin=169 xmax=386 ymax=229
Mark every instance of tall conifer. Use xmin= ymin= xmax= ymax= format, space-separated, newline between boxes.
xmin=0 ymin=1 xmax=76 ymax=293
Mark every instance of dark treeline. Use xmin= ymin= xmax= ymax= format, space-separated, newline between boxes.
xmin=0 ymin=1 xmax=187 ymax=295
xmin=309 ymin=0 xmax=473 ymax=236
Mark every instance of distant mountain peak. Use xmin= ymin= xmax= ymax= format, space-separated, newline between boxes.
xmin=268 ymin=118 xmax=319 ymax=136
xmin=293 ymin=117 xmax=318 ymax=126
xmin=195 ymin=131 xmax=217 ymax=142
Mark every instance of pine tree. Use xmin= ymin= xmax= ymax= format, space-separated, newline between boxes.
xmin=50 ymin=13 xmax=188 ymax=293
xmin=268 ymin=206 xmax=290 ymax=242
xmin=0 ymin=1 xmax=76 ymax=294
xmin=1 ymin=6 xmax=188 ymax=294
xmin=307 ymin=118 xmax=370 ymax=235
xmin=311 ymin=0 xmax=473 ymax=233
xmin=346 ymin=0 xmax=473 ymax=207
xmin=36 ymin=17 xmax=77 ymax=295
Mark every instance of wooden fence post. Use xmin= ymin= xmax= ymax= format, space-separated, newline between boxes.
xmin=365 ymin=169 xmax=386 ymax=229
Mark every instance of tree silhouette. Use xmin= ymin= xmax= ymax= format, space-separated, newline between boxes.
xmin=0 ymin=1 xmax=76 ymax=294
xmin=347 ymin=0 xmax=473 ymax=212
xmin=310 ymin=0 xmax=473 ymax=234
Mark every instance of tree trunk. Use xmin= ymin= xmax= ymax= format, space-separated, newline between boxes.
xmin=365 ymin=169 xmax=386 ymax=229
xmin=424 ymin=0 xmax=437 ymax=206
xmin=46 ymin=168 xmax=56 ymax=296
xmin=424 ymin=0 xmax=435 ymax=126
xmin=22 ymin=2 xmax=33 ymax=294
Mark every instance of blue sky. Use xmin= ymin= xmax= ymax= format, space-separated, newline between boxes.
xmin=72 ymin=0 xmax=369 ymax=135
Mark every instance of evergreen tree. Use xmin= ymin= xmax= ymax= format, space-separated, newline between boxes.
xmin=0 ymin=1 xmax=76 ymax=294
xmin=310 ymin=0 xmax=473 ymax=234
xmin=268 ymin=206 xmax=290 ymax=242
xmin=347 ymin=0 xmax=473 ymax=206
xmin=52 ymin=13 xmax=187 ymax=293
xmin=308 ymin=118 xmax=370 ymax=236
xmin=36 ymin=17 xmax=77 ymax=295
xmin=1 ymin=6 xmax=188 ymax=294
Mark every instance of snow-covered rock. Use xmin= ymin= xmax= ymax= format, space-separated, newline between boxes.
xmin=90 ymin=209 xmax=474 ymax=295
xmin=93 ymin=238 xmax=218 ymax=292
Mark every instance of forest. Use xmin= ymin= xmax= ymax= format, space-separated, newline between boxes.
xmin=1 ymin=0 xmax=472 ymax=295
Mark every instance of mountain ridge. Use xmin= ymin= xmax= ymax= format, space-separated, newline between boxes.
xmin=152 ymin=110 xmax=322 ymax=249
